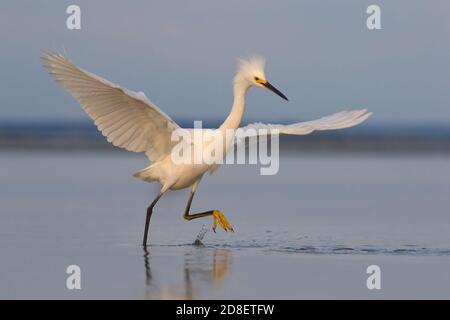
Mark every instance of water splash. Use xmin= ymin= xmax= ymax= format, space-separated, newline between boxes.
xmin=193 ymin=225 xmax=209 ymax=246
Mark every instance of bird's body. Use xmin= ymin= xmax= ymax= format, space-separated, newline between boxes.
xmin=42 ymin=52 xmax=372 ymax=246
xmin=134 ymin=78 xmax=247 ymax=191
xmin=136 ymin=153 xmax=209 ymax=190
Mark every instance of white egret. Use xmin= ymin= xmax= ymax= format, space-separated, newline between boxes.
xmin=42 ymin=52 xmax=372 ymax=246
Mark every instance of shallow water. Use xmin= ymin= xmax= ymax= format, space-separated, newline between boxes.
xmin=1 ymin=150 xmax=450 ymax=299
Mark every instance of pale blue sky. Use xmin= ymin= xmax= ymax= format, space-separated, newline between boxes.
xmin=1 ymin=0 xmax=450 ymax=125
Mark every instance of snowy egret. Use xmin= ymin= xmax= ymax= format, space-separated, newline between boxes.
xmin=42 ymin=52 xmax=372 ymax=246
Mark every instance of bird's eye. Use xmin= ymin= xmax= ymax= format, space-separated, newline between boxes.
xmin=254 ymin=77 xmax=260 ymax=81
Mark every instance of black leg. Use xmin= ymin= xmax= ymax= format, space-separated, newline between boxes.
xmin=183 ymin=191 xmax=233 ymax=232
xmin=183 ymin=191 xmax=215 ymax=221
xmin=142 ymin=193 xmax=163 ymax=246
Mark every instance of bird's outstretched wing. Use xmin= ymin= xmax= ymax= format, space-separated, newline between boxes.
xmin=42 ymin=52 xmax=180 ymax=162
xmin=235 ymin=109 xmax=372 ymax=145
xmin=234 ymin=109 xmax=372 ymax=146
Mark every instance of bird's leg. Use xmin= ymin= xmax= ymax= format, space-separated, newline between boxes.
xmin=183 ymin=191 xmax=234 ymax=233
xmin=143 ymin=193 xmax=163 ymax=246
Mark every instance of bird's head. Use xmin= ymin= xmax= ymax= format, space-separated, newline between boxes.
xmin=235 ymin=56 xmax=288 ymax=101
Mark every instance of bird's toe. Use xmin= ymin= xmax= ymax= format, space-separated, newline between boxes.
xmin=212 ymin=210 xmax=234 ymax=233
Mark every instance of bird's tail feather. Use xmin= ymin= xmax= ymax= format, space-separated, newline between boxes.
xmin=133 ymin=166 xmax=158 ymax=182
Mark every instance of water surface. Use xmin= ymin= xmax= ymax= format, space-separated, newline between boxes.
xmin=1 ymin=151 xmax=449 ymax=299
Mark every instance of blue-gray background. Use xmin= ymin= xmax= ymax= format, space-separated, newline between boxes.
xmin=2 ymin=1 xmax=450 ymax=300
xmin=1 ymin=0 xmax=449 ymax=125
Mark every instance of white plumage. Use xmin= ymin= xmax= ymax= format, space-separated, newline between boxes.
xmin=42 ymin=52 xmax=179 ymax=163
xmin=240 ymin=109 xmax=371 ymax=137
xmin=42 ymin=52 xmax=372 ymax=245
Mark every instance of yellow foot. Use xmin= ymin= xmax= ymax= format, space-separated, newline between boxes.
xmin=212 ymin=210 xmax=234 ymax=233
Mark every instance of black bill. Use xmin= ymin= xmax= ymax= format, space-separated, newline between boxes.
xmin=263 ymin=81 xmax=288 ymax=101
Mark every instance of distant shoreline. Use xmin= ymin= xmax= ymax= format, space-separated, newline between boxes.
xmin=1 ymin=122 xmax=450 ymax=153
xmin=1 ymin=136 xmax=450 ymax=154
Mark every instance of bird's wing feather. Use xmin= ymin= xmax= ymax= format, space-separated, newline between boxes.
xmin=42 ymin=52 xmax=180 ymax=162
xmin=235 ymin=109 xmax=372 ymax=145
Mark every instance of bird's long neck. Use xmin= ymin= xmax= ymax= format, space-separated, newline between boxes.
xmin=219 ymin=78 xmax=249 ymax=133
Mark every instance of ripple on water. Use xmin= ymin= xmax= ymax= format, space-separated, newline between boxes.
xmin=150 ymin=239 xmax=450 ymax=256
xmin=147 ymin=234 xmax=450 ymax=257
xmin=275 ymin=245 xmax=450 ymax=256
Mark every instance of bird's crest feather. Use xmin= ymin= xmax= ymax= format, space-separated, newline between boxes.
xmin=235 ymin=55 xmax=266 ymax=81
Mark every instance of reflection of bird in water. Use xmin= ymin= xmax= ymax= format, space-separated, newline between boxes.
xmin=43 ymin=52 xmax=372 ymax=246
xmin=212 ymin=250 xmax=231 ymax=284
xmin=143 ymin=247 xmax=232 ymax=300
xmin=143 ymin=247 xmax=152 ymax=287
